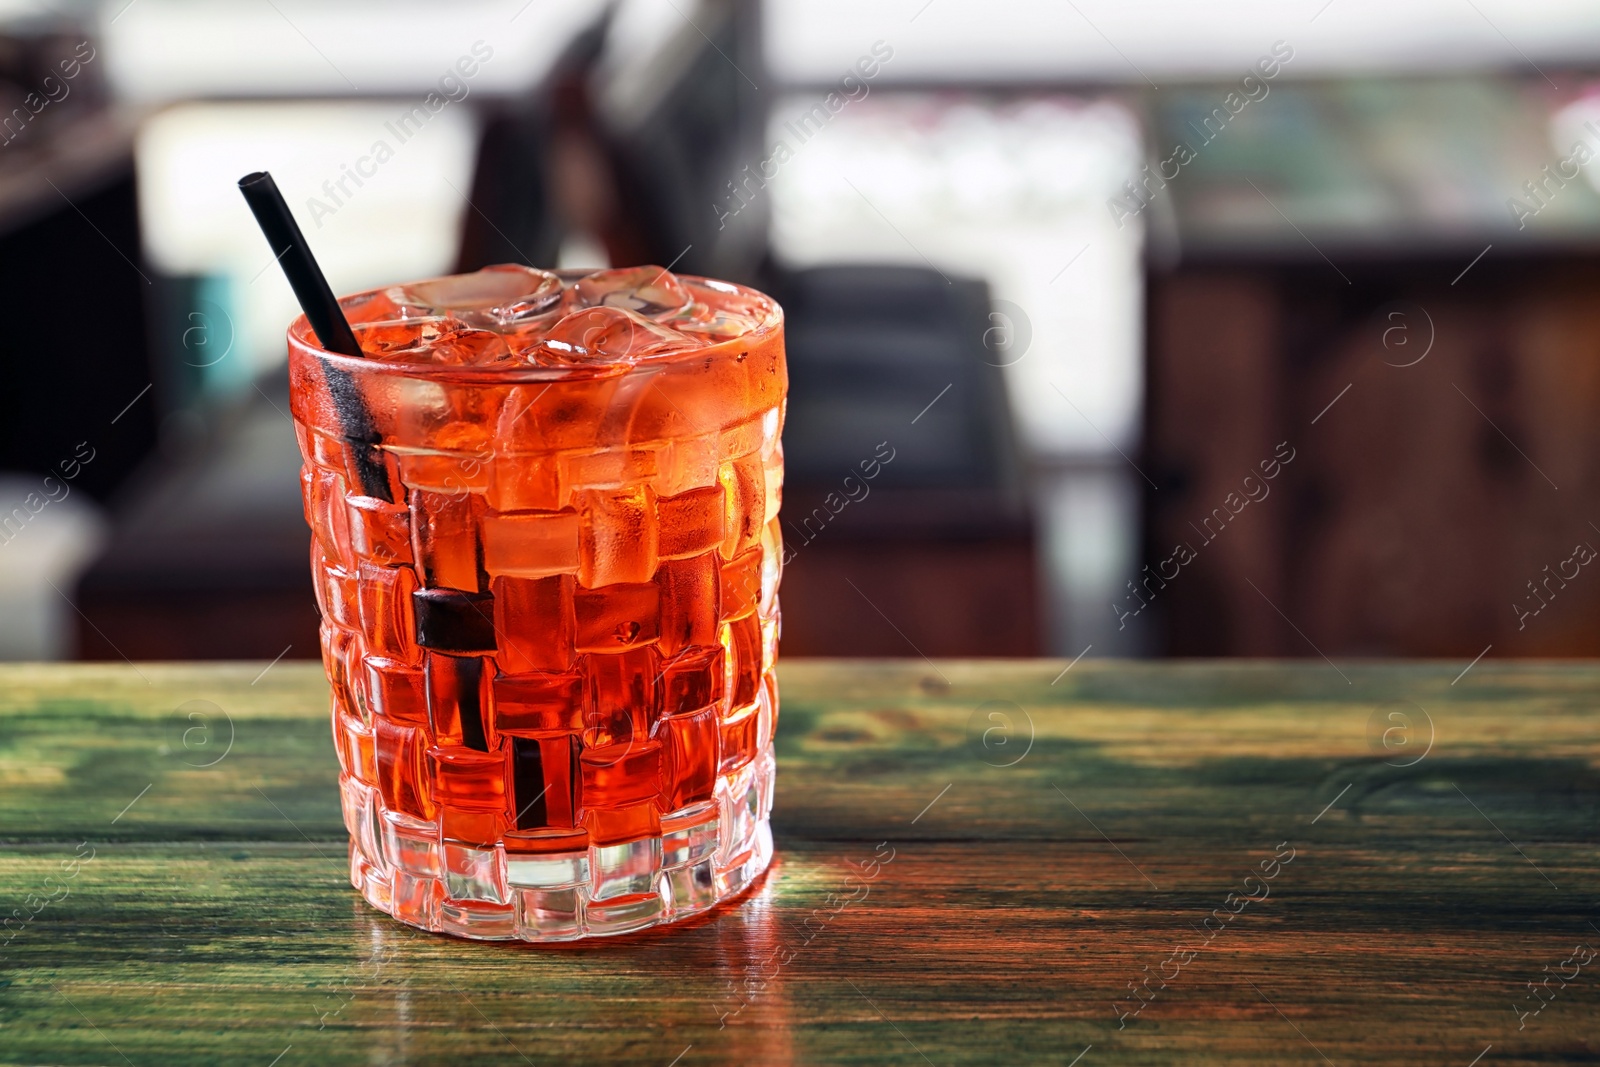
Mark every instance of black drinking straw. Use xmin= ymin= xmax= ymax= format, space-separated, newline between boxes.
xmin=239 ymin=171 xmax=394 ymax=501
xmin=237 ymin=170 xmax=363 ymax=357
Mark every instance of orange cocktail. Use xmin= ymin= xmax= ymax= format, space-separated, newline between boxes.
xmin=287 ymin=264 xmax=784 ymax=940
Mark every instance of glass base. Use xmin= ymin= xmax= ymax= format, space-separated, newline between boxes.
xmin=342 ymin=745 xmax=776 ymax=941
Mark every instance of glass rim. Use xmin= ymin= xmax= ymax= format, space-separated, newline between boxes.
xmin=287 ymin=272 xmax=784 ymax=386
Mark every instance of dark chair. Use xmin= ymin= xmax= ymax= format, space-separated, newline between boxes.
xmin=774 ymin=264 xmax=1021 ymax=492
xmin=766 ymin=265 xmax=1040 ymax=657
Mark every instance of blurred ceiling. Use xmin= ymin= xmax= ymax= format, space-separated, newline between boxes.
xmin=762 ymin=0 xmax=1600 ymax=85
xmin=95 ymin=0 xmax=609 ymax=100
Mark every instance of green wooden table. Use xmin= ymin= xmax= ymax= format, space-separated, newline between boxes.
xmin=1 ymin=660 xmax=1597 ymax=1065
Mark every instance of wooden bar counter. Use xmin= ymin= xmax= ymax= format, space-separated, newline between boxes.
xmin=1 ymin=660 xmax=1596 ymax=1065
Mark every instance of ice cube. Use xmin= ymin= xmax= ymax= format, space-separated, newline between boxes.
xmin=533 ymin=306 xmax=695 ymax=366
xmin=354 ymin=318 xmax=513 ymax=366
xmin=399 ymin=265 xmax=564 ymax=330
xmin=339 ymin=287 xmax=410 ymax=325
xmin=574 ymin=266 xmax=692 ymax=319
xmin=671 ymin=311 xmax=753 ymax=341
xmin=672 ymin=278 xmax=770 ymax=339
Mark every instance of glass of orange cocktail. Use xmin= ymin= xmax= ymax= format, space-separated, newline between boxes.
xmin=287 ymin=264 xmax=784 ymax=940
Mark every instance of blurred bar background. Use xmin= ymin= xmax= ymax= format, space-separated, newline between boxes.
xmin=3 ymin=0 xmax=1600 ymax=662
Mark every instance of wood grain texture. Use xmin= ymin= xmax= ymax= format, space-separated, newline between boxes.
xmin=1 ymin=659 xmax=1597 ymax=1066
xmin=1146 ymin=260 xmax=1600 ymax=660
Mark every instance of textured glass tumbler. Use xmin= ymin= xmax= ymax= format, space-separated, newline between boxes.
xmin=287 ymin=269 xmax=785 ymax=941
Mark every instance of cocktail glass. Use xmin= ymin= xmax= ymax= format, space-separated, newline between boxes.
xmin=286 ymin=264 xmax=784 ymax=940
